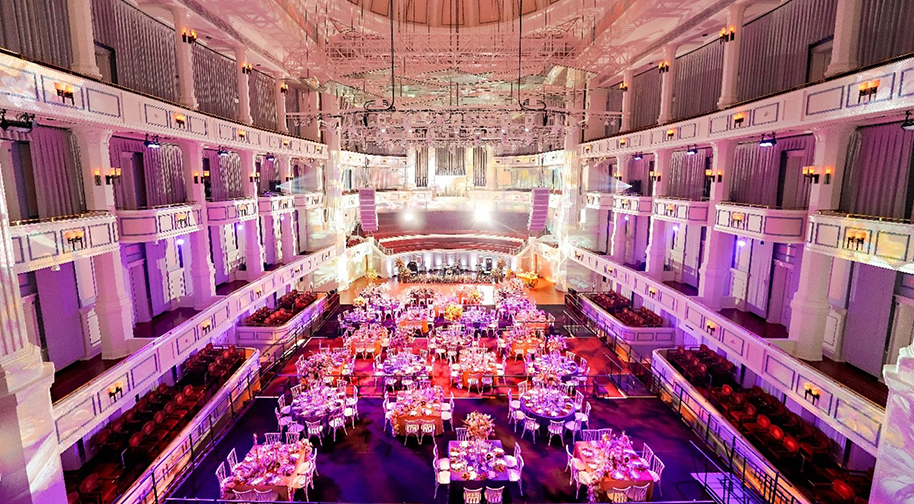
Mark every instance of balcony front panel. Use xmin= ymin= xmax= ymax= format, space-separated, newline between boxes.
xmin=807 ymin=211 xmax=914 ymax=273
xmin=714 ymin=203 xmax=807 ymax=243
xmin=116 ymin=204 xmax=202 ymax=243
xmin=652 ymin=197 xmax=710 ymax=224
xmin=294 ymin=192 xmax=324 ymax=209
xmin=258 ymin=195 xmax=296 ymax=217
xmin=580 ymin=297 xmax=675 ymax=347
xmin=612 ymin=195 xmax=653 ymax=216
xmin=235 ymin=296 xmax=327 ymax=364
xmin=205 ymin=198 xmax=258 ymax=226
xmin=10 ymin=212 xmax=119 ymax=273
xmin=585 ymin=192 xmax=614 ymax=210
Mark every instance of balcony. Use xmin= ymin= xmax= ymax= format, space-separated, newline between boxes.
xmin=580 ymin=296 xmax=675 ymax=348
xmin=116 ymin=204 xmax=202 ymax=243
xmin=714 ymin=202 xmax=807 ymax=243
xmin=9 ymin=211 xmax=119 ymax=273
xmin=653 ymin=197 xmax=710 ymax=225
xmin=235 ymin=296 xmax=327 ymax=364
xmin=374 ymin=189 xmax=434 ymax=210
xmin=807 ymin=210 xmax=914 ymax=273
xmin=205 ymin=197 xmax=258 ymax=226
xmin=584 ymin=192 xmax=614 ymax=210
xmin=612 ymin=194 xmax=653 ymax=216
xmin=293 ymin=192 xmax=324 ymax=210
xmin=258 ymin=194 xmax=295 ymax=217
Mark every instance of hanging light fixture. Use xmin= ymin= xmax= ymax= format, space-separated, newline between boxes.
xmin=902 ymin=111 xmax=914 ymax=131
xmin=758 ymin=133 xmax=777 ymax=148
xmin=143 ymin=134 xmax=162 ymax=149
xmin=0 ymin=110 xmax=35 ymax=133
xmin=686 ymin=145 xmax=698 ymax=155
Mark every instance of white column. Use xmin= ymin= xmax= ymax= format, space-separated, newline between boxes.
xmin=171 ymin=7 xmax=197 ymax=109
xmin=871 ymin=345 xmax=914 ymax=504
xmin=825 ymin=0 xmax=864 ymax=76
xmin=66 ymin=0 xmax=101 ymax=79
xmin=71 ymin=126 xmax=134 ymax=359
xmin=717 ymin=3 xmax=746 ymax=109
xmin=178 ymin=140 xmax=216 ymax=308
xmin=321 ymin=95 xmax=346 ymax=251
xmin=645 ymin=149 xmax=672 ymax=279
xmin=657 ymin=44 xmax=678 ymax=125
xmin=698 ymin=140 xmax=736 ymax=309
xmin=239 ymin=149 xmax=265 ymax=278
xmin=275 ymin=76 xmax=288 ymax=133
xmin=235 ymin=46 xmax=253 ymax=125
xmin=620 ymin=69 xmax=634 ymax=132
xmin=0 ymin=133 xmax=68 ymax=504
xmin=789 ymin=124 xmax=856 ymax=360
xmin=275 ymin=155 xmax=296 ymax=262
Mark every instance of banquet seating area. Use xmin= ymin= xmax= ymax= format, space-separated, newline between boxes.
xmin=588 ymin=293 xmax=663 ymax=328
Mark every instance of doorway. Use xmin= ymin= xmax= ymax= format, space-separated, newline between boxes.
xmin=767 ymin=260 xmax=794 ymax=326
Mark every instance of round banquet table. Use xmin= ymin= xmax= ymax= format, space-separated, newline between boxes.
xmin=574 ymin=441 xmax=655 ymax=499
xmin=530 ymin=353 xmax=583 ymax=382
xmin=289 ymin=386 xmax=346 ymax=426
xmin=519 ymin=388 xmax=576 ymax=424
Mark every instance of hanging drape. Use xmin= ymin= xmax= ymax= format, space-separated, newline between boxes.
xmin=626 ymin=154 xmax=654 ymax=196
xmin=857 ymin=0 xmax=914 ymax=67
xmin=194 ymin=45 xmax=238 ymax=120
xmin=737 ymin=0 xmax=837 ymax=103
xmin=0 ymin=0 xmax=72 ymax=69
xmin=18 ymin=126 xmax=85 ymax=218
xmin=258 ymin=157 xmax=277 ymax=193
xmin=472 ymin=147 xmax=487 ymax=186
xmin=205 ymin=150 xmax=244 ymax=201
xmin=667 ymin=148 xmax=712 ymax=200
xmin=630 ymin=69 xmax=661 ymax=130
xmin=249 ymin=70 xmax=278 ymax=131
xmin=673 ymin=41 xmax=724 ymax=121
xmin=108 ymin=137 xmax=186 ymax=209
xmin=728 ymin=135 xmax=815 ymax=207
xmin=91 ymin=0 xmax=177 ymax=102
xmin=840 ymin=122 xmax=914 ymax=218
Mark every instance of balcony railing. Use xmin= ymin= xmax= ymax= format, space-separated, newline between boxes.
xmin=9 ymin=211 xmax=119 ymax=273
xmin=116 ymin=203 xmax=202 ymax=243
xmin=293 ymin=191 xmax=324 ymax=209
xmin=205 ymin=197 xmax=258 ymax=226
xmin=653 ymin=197 xmax=710 ymax=224
xmin=612 ymin=194 xmax=653 ymax=216
xmin=714 ymin=201 xmax=808 ymax=243
xmin=807 ymin=210 xmax=914 ymax=273
xmin=584 ymin=191 xmax=614 ymax=210
xmin=257 ymin=194 xmax=295 ymax=216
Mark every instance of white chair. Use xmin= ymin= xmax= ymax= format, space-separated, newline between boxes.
xmin=290 ymin=384 xmax=302 ymax=399
xmin=226 ymin=447 xmax=238 ymax=470
xmin=403 ymin=419 xmax=422 ymax=445
xmin=641 ymin=442 xmax=655 ymax=468
xmin=264 ymin=432 xmax=282 ymax=444
xmin=432 ymin=442 xmax=449 ymax=471
xmin=440 ymin=392 xmax=454 ymax=411
xmin=286 ymin=431 xmax=300 ymax=444
xmin=504 ymin=442 xmax=521 ymax=470
xmin=276 ymin=408 xmax=294 ymax=431
xmin=518 ymin=381 xmax=529 ymax=395
xmin=467 ymin=374 xmax=481 ymax=394
xmin=507 ymin=390 xmax=521 ymax=418
xmin=547 ymin=419 xmax=565 ymax=445
xmin=600 ymin=428 xmax=614 ymax=439
xmin=576 ymin=402 xmax=592 ymax=428
xmin=305 ymin=420 xmax=324 ymax=445
xmin=582 ymin=429 xmax=600 ymax=442
xmin=232 ymin=489 xmax=257 ymax=501
xmin=481 ymin=374 xmax=495 ymax=391
xmin=432 ymin=458 xmax=450 ymax=498
xmin=329 ymin=413 xmax=347 ymax=441
xmin=574 ymin=390 xmax=585 ymax=410
xmin=521 ymin=418 xmax=540 ymax=442
xmin=606 ymin=486 xmax=629 ymax=503
xmin=440 ymin=397 xmax=455 ymax=430
xmin=564 ymin=418 xmax=582 ymax=441
xmin=626 ymin=483 xmax=650 ymax=502
xmin=507 ymin=454 xmax=524 ymax=496
xmin=572 ymin=461 xmax=592 ymax=499
xmin=455 ymin=427 xmax=468 ymax=441
xmin=649 ymin=457 xmax=665 ymax=496
xmin=215 ymin=461 xmax=227 ymax=491
xmin=286 ymin=421 xmax=305 ymax=436
xmin=485 ymin=486 xmax=505 ymax=504
xmin=278 ymin=395 xmax=291 ymax=416
xmin=463 ymin=487 xmax=483 ymax=504
xmin=253 ymin=488 xmax=279 ymax=501
xmin=420 ymin=419 xmax=437 ymax=443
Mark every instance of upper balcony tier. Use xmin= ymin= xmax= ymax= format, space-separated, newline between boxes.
xmin=612 ymin=194 xmax=653 ymax=216
xmin=205 ymin=198 xmax=258 ymax=226
xmin=116 ymin=204 xmax=202 ymax=243
xmin=585 ymin=192 xmax=614 ymax=210
xmin=258 ymin=194 xmax=295 ymax=217
xmin=807 ymin=210 xmax=914 ymax=273
xmin=9 ymin=211 xmax=119 ymax=273
xmin=652 ymin=197 xmax=710 ymax=225
xmin=294 ymin=192 xmax=324 ymax=210
xmin=714 ymin=202 xmax=808 ymax=243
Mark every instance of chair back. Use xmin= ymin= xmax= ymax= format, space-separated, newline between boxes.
xmin=286 ymin=431 xmax=300 ymax=444
xmin=641 ymin=442 xmax=655 ymax=466
xmin=484 ymin=486 xmax=505 ymax=504
xmin=606 ymin=487 xmax=629 ymax=502
xmin=463 ymin=487 xmax=483 ymax=504
xmin=625 ymin=483 xmax=650 ymax=502
xmin=456 ymin=427 xmax=468 ymax=441
xmin=306 ymin=419 xmax=323 ymax=434
xmin=254 ymin=488 xmax=279 ymax=501
xmin=264 ymin=432 xmax=282 ymax=444
xmin=651 ymin=456 xmax=665 ymax=480
xmin=227 ymin=447 xmax=238 ymax=470
xmin=232 ymin=489 xmax=257 ymax=501
xmin=215 ymin=462 xmax=227 ymax=488
xmin=582 ymin=429 xmax=600 ymax=442
xmin=290 ymin=384 xmax=302 ymax=399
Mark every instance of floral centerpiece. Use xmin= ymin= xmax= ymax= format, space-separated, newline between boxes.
xmin=406 ymin=286 xmax=436 ymax=305
xmin=366 ymin=267 xmax=379 ymax=282
xmin=516 ymin=270 xmax=538 ymax=288
xmin=444 ymin=303 xmax=463 ymax=322
xmin=495 ymin=278 xmax=526 ymax=303
xmin=464 ymin=411 xmax=495 ymax=440
xmin=455 ymin=285 xmax=484 ymax=305
xmin=545 ymin=334 xmax=567 ymax=353
xmin=352 ymin=296 xmax=367 ymax=309
xmin=395 ymin=257 xmax=413 ymax=280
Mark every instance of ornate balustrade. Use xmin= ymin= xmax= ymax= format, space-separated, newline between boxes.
xmin=612 ymin=194 xmax=653 ymax=216
xmin=205 ymin=198 xmax=258 ymax=226
xmin=652 ymin=197 xmax=710 ymax=224
xmin=235 ymin=297 xmax=327 ymax=364
xmin=258 ymin=194 xmax=295 ymax=217
xmin=293 ymin=192 xmax=324 ymax=210
xmin=580 ymin=297 xmax=675 ymax=347
xmin=714 ymin=202 xmax=808 ymax=243
xmin=116 ymin=204 xmax=202 ymax=243
xmin=807 ymin=211 xmax=914 ymax=273
xmin=9 ymin=211 xmax=119 ymax=273
xmin=585 ymin=192 xmax=614 ymax=210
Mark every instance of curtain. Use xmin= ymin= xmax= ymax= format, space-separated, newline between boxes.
xmin=472 ymin=147 xmax=487 ymax=186
xmin=728 ymin=135 xmax=815 ymax=207
xmin=673 ymin=41 xmax=724 ymax=121
xmin=840 ymin=122 xmax=914 ymax=218
xmin=626 ymin=154 xmax=654 ymax=196
xmin=108 ymin=137 xmax=186 ymax=208
xmin=15 ymin=126 xmax=85 ymax=218
xmin=285 ymin=87 xmax=301 ymax=136
xmin=205 ymin=150 xmax=244 ymax=201
xmin=258 ymin=157 xmax=277 ymax=193
xmin=857 ymin=0 xmax=914 ymax=66
xmin=737 ymin=0 xmax=837 ymax=102
xmin=249 ymin=70 xmax=278 ymax=131
xmin=0 ymin=0 xmax=72 ymax=69
xmin=667 ymin=148 xmax=712 ymax=200
xmin=194 ymin=45 xmax=238 ymax=120
xmin=631 ymin=69 xmax=661 ymax=130
xmin=91 ymin=0 xmax=177 ymax=102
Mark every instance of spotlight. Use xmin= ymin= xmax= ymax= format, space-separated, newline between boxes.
xmin=176 ymin=238 xmax=185 ymax=246
xmin=403 ymin=211 xmax=414 ymax=221
xmin=265 ymin=153 xmax=275 ymax=162
xmin=632 ymin=152 xmax=643 ymax=160
xmin=758 ymin=133 xmax=777 ymax=148
xmin=902 ymin=111 xmax=914 ymax=131
xmin=672 ymin=224 xmax=679 ymax=232
xmin=737 ymin=239 xmax=747 ymax=247
xmin=217 ymin=147 xmax=229 ymax=157
xmin=0 ymin=110 xmax=35 ymax=133
xmin=686 ymin=145 xmax=698 ymax=155
xmin=143 ymin=134 xmax=161 ymax=149
xmin=474 ymin=208 xmax=490 ymax=222
xmin=624 ymin=216 xmax=629 ymax=222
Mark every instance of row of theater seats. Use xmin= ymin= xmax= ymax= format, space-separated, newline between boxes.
xmin=589 ymin=293 xmax=664 ymax=328
xmin=67 ymin=344 xmax=245 ymax=504
xmin=668 ymin=346 xmax=872 ymax=504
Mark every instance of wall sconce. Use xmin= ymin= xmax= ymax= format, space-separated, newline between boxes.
xmin=583 ymin=145 xmax=591 ymax=154
xmin=803 ymin=383 xmax=821 ymax=406
xmin=658 ymin=61 xmax=671 ymax=74
xmin=107 ymin=382 xmax=123 ymax=402
xmin=733 ymin=112 xmax=746 ymax=126
xmin=648 ymin=286 xmax=658 ymax=298
xmin=105 ymin=168 xmax=122 ymax=185
xmin=706 ymin=321 xmax=716 ymax=335
xmin=175 ymin=212 xmax=189 ymax=228
xmin=193 ymin=171 xmax=201 ymax=184
xmin=730 ymin=212 xmax=745 ymax=228
xmin=619 ymin=82 xmax=629 ymax=92
xmin=181 ymin=28 xmax=197 ymax=44
xmin=718 ymin=26 xmax=736 ymax=43
xmin=54 ymin=82 xmax=75 ymax=105
xmin=255 ymin=287 xmax=263 ymax=297
xmin=664 ymin=203 xmax=676 ymax=216
xmin=649 ymin=170 xmax=662 ymax=183
xmin=845 ymin=229 xmax=867 ymax=251
xmin=202 ymin=170 xmax=210 ymax=182
xmin=241 ymin=63 xmax=253 ymax=74
xmin=613 ymin=171 xmax=623 ymax=181
xmin=705 ymin=169 xmax=722 ymax=183
xmin=279 ymin=83 xmax=289 ymax=94
xmin=200 ymin=320 xmax=212 ymax=335
xmin=857 ymin=79 xmax=880 ymax=103
xmin=174 ymin=113 xmax=187 ymax=128
xmin=64 ymin=230 xmax=86 ymax=250
xmin=237 ymin=129 xmax=246 ymax=140
xmin=249 ymin=171 xmax=261 ymax=183
xmin=316 ymin=146 xmax=322 ymax=153
xmin=94 ymin=168 xmax=103 ymax=186
xmin=666 ymin=128 xmax=676 ymax=139
xmin=282 ymin=139 xmax=290 ymax=147
xmin=619 ymin=138 xmax=627 ymax=146
xmin=802 ymin=166 xmax=819 ymax=184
